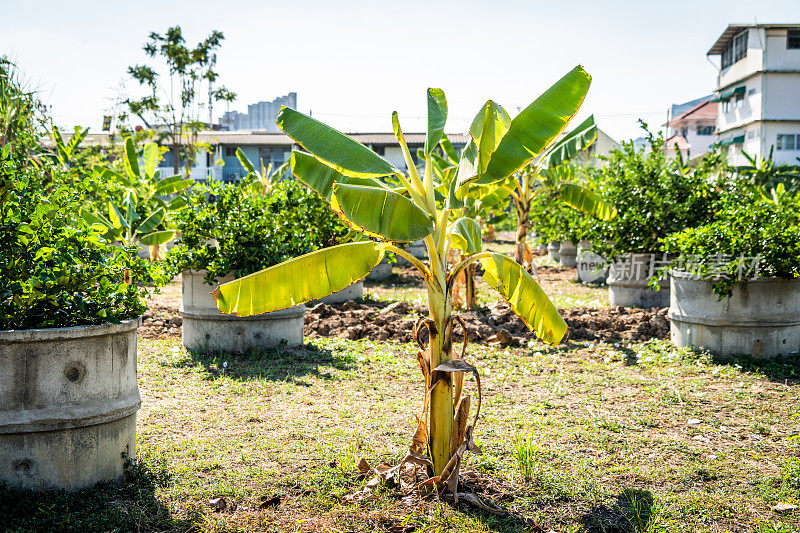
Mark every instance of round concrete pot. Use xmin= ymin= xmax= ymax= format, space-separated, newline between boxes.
xmin=669 ymin=272 xmax=800 ymax=359
xmin=0 ymin=319 xmax=141 ymax=492
xmin=607 ymin=253 xmax=670 ymax=308
xmin=181 ymin=270 xmax=304 ymax=355
xmin=559 ymin=241 xmax=578 ymax=268
xmin=309 ymin=280 xmax=364 ymax=305
xmin=547 ymin=241 xmax=560 ymax=262
xmin=366 ymin=257 xmax=392 ymax=282
xmin=577 ymin=241 xmax=608 ymax=285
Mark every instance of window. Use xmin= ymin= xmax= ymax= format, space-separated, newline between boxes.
xmin=722 ymin=100 xmax=731 ymax=113
xmin=680 ymin=127 xmax=688 ymax=138
xmin=777 ymin=134 xmax=799 ymax=150
xmin=373 ymin=145 xmax=386 ymax=156
xmin=734 ymin=95 xmax=745 ymax=109
xmin=224 ymin=146 xmax=236 ymax=157
xmin=722 ymin=30 xmax=748 ymax=69
xmin=696 ymin=125 xmax=715 ymax=136
xmin=789 ymin=29 xmax=800 ymax=49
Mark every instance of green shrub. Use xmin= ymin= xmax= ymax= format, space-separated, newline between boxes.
xmin=165 ymin=178 xmax=347 ymax=284
xmin=662 ymin=180 xmax=800 ymax=296
xmin=583 ymin=124 xmax=724 ymax=259
xmin=0 ymin=146 xmax=153 ymax=329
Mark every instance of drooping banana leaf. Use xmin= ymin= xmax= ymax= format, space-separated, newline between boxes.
xmin=425 ymin=88 xmax=448 ymax=156
xmin=478 ymin=66 xmax=592 ymax=184
xmin=480 ymin=253 xmax=568 ymax=345
xmin=137 ymin=208 xmax=165 ymax=234
xmin=557 ymin=183 xmax=616 ymax=220
xmin=448 ymin=217 xmax=482 ymax=254
xmin=155 ymin=174 xmax=194 ymax=195
xmin=331 ymin=183 xmax=435 ymax=242
xmin=440 ymin=135 xmax=458 ymax=165
xmin=139 ymin=230 xmax=175 ymax=246
xmin=290 ymin=151 xmax=385 ymax=201
xmin=538 ymin=115 xmax=597 ymax=169
xmin=212 ymin=241 xmax=384 ymax=316
xmin=276 ymin=107 xmax=399 ymax=178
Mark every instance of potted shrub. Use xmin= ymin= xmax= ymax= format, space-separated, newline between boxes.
xmin=166 ymin=177 xmax=347 ymax=354
xmin=0 ymin=141 xmax=152 ymax=491
xmin=584 ymin=125 xmax=724 ymax=308
xmin=663 ymin=182 xmax=800 ymax=359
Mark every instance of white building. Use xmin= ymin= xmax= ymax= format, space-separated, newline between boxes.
xmin=665 ymin=97 xmax=718 ymax=161
xmin=707 ymin=24 xmax=800 ymax=165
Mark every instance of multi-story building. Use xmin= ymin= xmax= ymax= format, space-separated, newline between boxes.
xmin=219 ymin=93 xmax=297 ymax=132
xmin=707 ymin=23 xmax=800 ymax=165
xmin=665 ymin=96 xmax=718 ymax=161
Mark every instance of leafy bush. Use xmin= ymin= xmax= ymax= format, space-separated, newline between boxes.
xmin=0 ymin=146 xmax=153 ymax=329
xmin=662 ymin=179 xmax=800 ymax=296
xmin=583 ymin=124 xmax=723 ymax=259
xmin=165 ymin=178 xmax=347 ymax=284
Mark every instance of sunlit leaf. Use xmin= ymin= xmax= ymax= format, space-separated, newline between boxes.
xmin=448 ymin=217 xmax=482 ymax=254
xmin=290 ymin=151 xmax=385 ymax=201
xmin=558 ymin=183 xmax=616 ymax=220
xmin=425 ymin=88 xmax=448 ymax=156
xmin=539 ymin=115 xmax=596 ymax=169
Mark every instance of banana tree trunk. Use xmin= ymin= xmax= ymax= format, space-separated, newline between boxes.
xmin=427 ymin=272 xmax=454 ymax=477
xmin=464 ymin=262 xmax=477 ymax=310
xmin=514 ymin=198 xmax=530 ymax=267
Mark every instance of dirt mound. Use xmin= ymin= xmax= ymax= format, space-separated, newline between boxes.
xmin=139 ymin=303 xmax=182 ymax=339
xmin=304 ymin=300 xmax=670 ymax=346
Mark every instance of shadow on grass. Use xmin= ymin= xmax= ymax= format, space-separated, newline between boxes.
xmin=0 ymin=457 xmax=197 ymax=532
xmin=580 ymin=488 xmax=656 ymax=533
xmin=711 ymin=353 xmax=800 ymax=385
xmin=168 ymin=342 xmax=356 ymax=384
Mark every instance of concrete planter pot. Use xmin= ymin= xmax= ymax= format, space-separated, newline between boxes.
xmin=607 ymin=253 xmax=670 ymax=308
xmin=309 ymin=281 xmax=364 ymax=305
xmin=547 ymin=241 xmax=560 ymax=262
xmin=669 ymin=272 xmax=800 ymax=359
xmin=559 ymin=241 xmax=578 ymax=268
xmin=366 ymin=257 xmax=392 ymax=281
xmin=0 ymin=319 xmax=141 ymax=491
xmin=181 ymin=270 xmax=304 ymax=354
xmin=577 ymin=241 xmax=609 ymax=285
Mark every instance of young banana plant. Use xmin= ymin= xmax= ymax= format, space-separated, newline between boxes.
xmin=510 ymin=115 xmax=617 ymax=268
xmin=212 ymin=66 xmax=592 ymax=482
xmin=51 ymin=125 xmax=89 ymax=169
xmin=82 ymin=138 xmax=193 ymax=260
xmin=236 ymin=148 xmax=290 ymax=194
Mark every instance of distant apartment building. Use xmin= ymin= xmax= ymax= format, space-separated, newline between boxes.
xmin=665 ymin=96 xmax=718 ymax=160
xmin=707 ymin=24 xmax=800 ymax=165
xmin=219 ymin=92 xmax=297 ymax=132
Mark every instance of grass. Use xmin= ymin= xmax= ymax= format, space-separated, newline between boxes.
xmin=3 ymin=335 xmax=799 ymax=532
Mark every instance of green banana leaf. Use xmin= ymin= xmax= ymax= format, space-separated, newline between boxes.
xmin=137 ymin=208 xmax=165 ymax=234
xmin=276 ymin=107 xmax=399 ymax=179
xmin=454 ymin=140 xmax=479 ymax=195
xmin=331 ymin=183 xmax=435 ymax=242
xmin=143 ymin=143 xmax=159 ymax=179
xmin=479 ymin=66 xmax=591 ymax=184
xmin=80 ymin=208 xmax=114 ymax=230
xmin=108 ymin=201 xmax=129 ymax=229
xmin=236 ymin=147 xmax=257 ymax=175
xmin=290 ymin=151 xmax=385 ymax=201
xmin=425 ymin=88 xmax=448 ymax=156
xmin=440 ymin=135 xmax=458 ymax=164
xmin=66 ymin=127 xmax=88 ymax=157
xmin=557 ymin=183 xmax=616 ymax=220
xmin=470 ymin=100 xmax=511 ymax=174
xmin=539 ymin=115 xmax=597 ymax=169
xmin=123 ymin=137 xmax=140 ymax=181
xmin=52 ymin=127 xmax=70 ymax=166
xmin=140 ymin=230 xmax=175 ymax=246
xmin=448 ymin=217 xmax=482 ymax=254
xmin=212 ymin=241 xmax=384 ymax=316
xmin=155 ymin=174 xmax=194 ymax=195
xmin=480 ymin=253 xmax=568 ymax=345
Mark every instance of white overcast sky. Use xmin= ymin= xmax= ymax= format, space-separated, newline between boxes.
xmin=2 ymin=0 xmax=799 ymax=142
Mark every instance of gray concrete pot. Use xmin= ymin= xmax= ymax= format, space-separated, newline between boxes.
xmin=0 ymin=319 xmax=141 ymax=491
xmin=607 ymin=253 xmax=670 ymax=308
xmin=309 ymin=281 xmax=364 ymax=305
xmin=547 ymin=241 xmax=560 ymax=262
xmin=669 ymin=272 xmax=800 ymax=359
xmin=576 ymin=241 xmax=608 ymax=285
xmin=559 ymin=241 xmax=578 ymax=268
xmin=181 ymin=270 xmax=304 ymax=355
xmin=366 ymin=257 xmax=392 ymax=281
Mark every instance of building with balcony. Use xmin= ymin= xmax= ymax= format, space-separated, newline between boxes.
xmin=707 ymin=23 xmax=800 ymax=165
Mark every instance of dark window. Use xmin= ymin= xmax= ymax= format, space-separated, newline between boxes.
xmin=372 ymin=145 xmax=385 ymax=156
xmin=696 ymin=125 xmax=715 ymax=136
xmin=777 ymin=134 xmax=797 ymax=150
xmin=788 ymin=29 xmax=800 ymax=49
xmin=722 ymin=30 xmax=748 ymax=69
xmin=224 ymin=146 xmax=236 ymax=157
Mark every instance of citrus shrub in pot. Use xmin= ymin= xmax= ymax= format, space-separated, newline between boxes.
xmin=663 ymin=181 xmax=800 ymax=359
xmin=583 ymin=124 xmax=724 ymax=308
xmin=165 ymin=176 xmax=347 ymax=354
xmin=0 ymin=142 xmax=154 ymax=491
xmin=212 ymin=66 xmax=590 ymax=497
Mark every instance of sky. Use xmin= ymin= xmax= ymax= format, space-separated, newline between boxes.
xmin=2 ymin=0 xmax=799 ymax=143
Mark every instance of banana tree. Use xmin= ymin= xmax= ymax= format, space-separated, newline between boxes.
xmin=212 ymin=66 xmax=591 ymax=484
xmin=83 ymin=137 xmax=192 ymax=260
xmin=235 ymin=147 xmax=290 ymax=194
xmin=510 ymin=115 xmax=616 ymax=268
xmin=51 ymin=125 xmax=89 ymax=169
